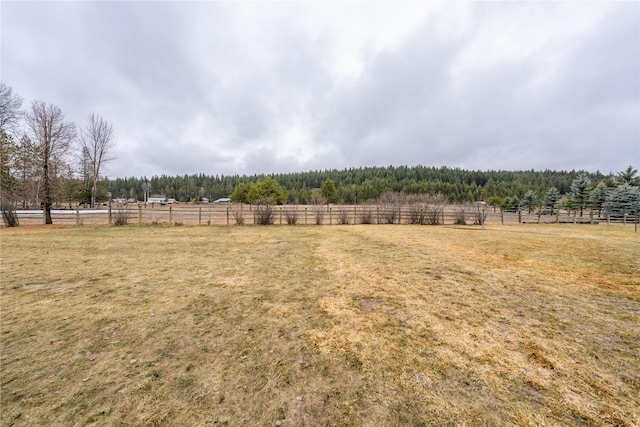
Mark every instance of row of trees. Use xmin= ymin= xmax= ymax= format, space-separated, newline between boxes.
xmin=107 ymin=167 xmax=611 ymax=205
xmin=0 ymin=83 xmax=115 ymax=224
xmin=511 ymin=169 xmax=639 ymax=219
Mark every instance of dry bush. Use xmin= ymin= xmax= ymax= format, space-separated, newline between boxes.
xmin=380 ymin=192 xmax=404 ymax=224
xmin=314 ymin=208 xmax=325 ymax=225
xmin=337 ymin=208 xmax=350 ymax=225
xmin=308 ymin=192 xmax=327 ymax=205
xmin=285 ymin=207 xmax=298 ymax=225
xmin=112 ymin=209 xmax=129 ymax=226
xmin=406 ymin=194 xmax=445 ymax=225
xmin=453 ymin=207 xmax=467 ymax=225
xmin=423 ymin=204 xmax=443 ymax=225
xmin=473 ymin=207 xmax=488 ymax=225
xmin=255 ymin=197 xmax=276 ymax=225
xmin=232 ymin=207 xmax=245 ymax=225
xmin=1 ymin=198 xmax=19 ymax=227
xmin=407 ymin=203 xmax=426 ymax=224
xmin=358 ymin=207 xmax=374 ymax=224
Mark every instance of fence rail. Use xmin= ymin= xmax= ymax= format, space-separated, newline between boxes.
xmin=9 ymin=204 xmax=638 ymax=227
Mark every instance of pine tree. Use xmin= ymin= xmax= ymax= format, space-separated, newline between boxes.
xmin=616 ymin=166 xmax=639 ymax=186
xmin=543 ymin=187 xmax=561 ymax=214
xmin=570 ymin=174 xmax=591 ymax=217
xmin=319 ymin=179 xmax=338 ymax=204
xmin=604 ymin=184 xmax=640 ymax=220
xmin=588 ymin=182 xmax=610 ymax=215
xmin=520 ymin=190 xmax=539 ymax=214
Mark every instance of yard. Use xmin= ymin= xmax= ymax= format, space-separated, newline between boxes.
xmin=1 ymin=223 xmax=638 ymax=426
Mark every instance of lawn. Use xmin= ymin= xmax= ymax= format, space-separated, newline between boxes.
xmin=1 ymin=224 xmax=638 ymax=426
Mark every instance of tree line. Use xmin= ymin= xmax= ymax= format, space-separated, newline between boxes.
xmin=107 ymin=167 xmax=614 ymax=205
xmin=105 ymin=165 xmax=634 ymax=209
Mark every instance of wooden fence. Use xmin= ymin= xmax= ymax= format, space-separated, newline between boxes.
xmin=11 ymin=203 xmax=636 ymax=227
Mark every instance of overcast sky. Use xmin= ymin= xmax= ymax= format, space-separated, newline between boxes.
xmin=2 ymin=1 xmax=638 ymax=178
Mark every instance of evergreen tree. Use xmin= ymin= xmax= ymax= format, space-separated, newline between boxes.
xmin=570 ymin=174 xmax=591 ymax=216
xmin=588 ymin=182 xmax=610 ymax=215
xmin=543 ymin=187 xmax=561 ymax=214
xmin=616 ymin=166 xmax=639 ymax=186
xmin=319 ymin=179 xmax=338 ymax=203
xmin=520 ymin=190 xmax=539 ymax=214
xmin=246 ymin=177 xmax=287 ymax=205
xmin=229 ymin=183 xmax=249 ymax=203
xmin=603 ymin=184 xmax=640 ymax=219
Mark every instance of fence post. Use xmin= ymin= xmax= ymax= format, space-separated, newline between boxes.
xmin=354 ymin=206 xmax=357 ymax=225
xmin=280 ymin=207 xmax=283 ymax=225
xmin=607 ymin=213 xmax=610 ymax=224
xmin=108 ymin=205 xmax=112 ymax=224
xmin=227 ymin=207 xmax=230 ymax=225
xmin=170 ymin=206 xmax=173 ymax=224
xmin=538 ymin=210 xmax=541 ymax=224
xmin=138 ymin=205 xmax=142 ymax=226
xmin=573 ymin=211 xmax=577 ymax=224
xmin=329 ymin=207 xmax=332 ymax=225
xmin=398 ymin=207 xmax=402 ymax=224
xmin=76 ymin=208 xmax=80 ymax=226
xmin=623 ymin=214 xmax=627 ymax=225
xmin=590 ymin=210 xmax=593 ymax=225
xmin=501 ymin=209 xmax=504 ymax=225
xmin=305 ymin=207 xmax=308 ymax=225
xmin=199 ymin=207 xmax=202 ymax=225
xmin=518 ymin=210 xmax=522 ymax=224
xmin=376 ymin=207 xmax=379 ymax=224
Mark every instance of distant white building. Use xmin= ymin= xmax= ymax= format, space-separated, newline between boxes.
xmin=213 ymin=197 xmax=231 ymax=203
xmin=148 ymin=195 xmax=167 ymax=204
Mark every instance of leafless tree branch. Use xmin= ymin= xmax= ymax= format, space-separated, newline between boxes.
xmin=79 ymin=113 xmax=115 ymax=208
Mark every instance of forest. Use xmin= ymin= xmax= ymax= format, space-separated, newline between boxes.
xmin=105 ymin=166 xmax=609 ymax=204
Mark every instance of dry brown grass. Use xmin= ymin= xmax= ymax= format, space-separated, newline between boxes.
xmin=1 ymin=223 xmax=638 ymax=426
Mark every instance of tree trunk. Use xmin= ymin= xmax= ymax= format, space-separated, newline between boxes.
xmin=43 ymin=156 xmax=52 ymax=224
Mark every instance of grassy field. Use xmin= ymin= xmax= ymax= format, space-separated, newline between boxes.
xmin=1 ymin=223 xmax=638 ymax=426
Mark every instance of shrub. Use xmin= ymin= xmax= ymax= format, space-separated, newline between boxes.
xmin=453 ymin=207 xmax=467 ymax=225
xmin=358 ymin=208 xmax=374 ymax=224
xmin=1 ymin=199 xmax=19 ymax=227
xmin=381 ymin=206 xmax=398 ymax=224
xmin=337 ymin=208 xmax=350 ymax=225
xmin=314 ymin=208 xmax=325 ymax=225
xmin=423 ymin=205 xmax=443 ymax=225
xmin=407 ymin=204 xmax=426 ymax=225
xmin=285 ymin=207 xmax=298 ymax=225
xmin=473 ymin=208 xmax=487 ymax=225
xmin=254 ymin=197 xmax=276 ymax=225
xmin=233 ymin=209 xmax=245 ymax=225
xmin=112 ymin=209 xmax=129 ymax=226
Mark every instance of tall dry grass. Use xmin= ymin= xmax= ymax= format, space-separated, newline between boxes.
xmin=1 ymin=223 xmax=638 ymax=426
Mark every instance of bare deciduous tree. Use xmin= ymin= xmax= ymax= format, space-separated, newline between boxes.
xmin=0 ymin=83 xmax=23 ymax=133
xmin=79 ymin=113 xmax=114 ymax=208
xmin=25 ymin=100 xmax=75 ymax=224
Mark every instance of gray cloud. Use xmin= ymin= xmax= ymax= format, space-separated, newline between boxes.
xmin=2 ymin=1 xmax=637 ymax=178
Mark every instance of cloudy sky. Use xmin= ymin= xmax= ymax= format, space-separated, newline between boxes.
xmin=2 ymin=1 xmax=638 ymax=178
